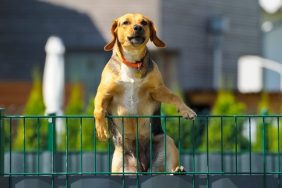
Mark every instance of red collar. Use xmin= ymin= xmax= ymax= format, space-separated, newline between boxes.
xmin=116 ymin=44 xmax=146 ymax=69
xmin=120 ymin=55 xmax=143 ymax=69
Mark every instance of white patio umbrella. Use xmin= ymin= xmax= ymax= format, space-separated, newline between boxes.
xmin=43 ymin=36 xmax=65 ymax=147
xmin=259 ymin=0 xmax=282 ymax=14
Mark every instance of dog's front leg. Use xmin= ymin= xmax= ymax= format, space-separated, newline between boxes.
xmin=151 ymin=85 xmax=196 ymax=120
xmin=94 ymin=90 xmax=112 ymax=141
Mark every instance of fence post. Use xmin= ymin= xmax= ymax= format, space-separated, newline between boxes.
xmin=261 ymin=109 xmax=268 ymax=152
xmin=0 ymin=108 xmax=5 ymax=176
xmin=47 ymin=113 xmax=56 ymax=152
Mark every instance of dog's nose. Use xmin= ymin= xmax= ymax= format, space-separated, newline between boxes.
xmin=133 ymin=25 xmax=143 ymax=32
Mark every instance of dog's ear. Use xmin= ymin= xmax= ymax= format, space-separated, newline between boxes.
xmin=104 ymin=20 xmax=118 ymax=51
xmin=149 ymin=21 xmax=166 ymax=48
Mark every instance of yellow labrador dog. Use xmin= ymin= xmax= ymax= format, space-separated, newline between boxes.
xmin=94 ymin=13 xmax=196 ymax=173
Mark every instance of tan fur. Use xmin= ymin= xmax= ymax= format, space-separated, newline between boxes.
xmin=94 ymin=13 xmax=196 ymax=173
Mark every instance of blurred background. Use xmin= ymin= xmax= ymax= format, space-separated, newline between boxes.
xmin=1 ymin=0 xmax=282 ymax=151
xmin=1 ymin=0 xmax=282 ymax=115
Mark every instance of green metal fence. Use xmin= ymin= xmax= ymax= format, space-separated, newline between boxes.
xmin=1 ymin=108 xmax=282 ymax=187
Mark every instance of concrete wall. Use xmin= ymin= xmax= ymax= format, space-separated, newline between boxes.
xmin=2 ymin=152 xmax=281 ymax=187
xmin=4 ymin=152 xmax=282 ymax=175
xmin=0 ymin=175 xmax=279 ymax=188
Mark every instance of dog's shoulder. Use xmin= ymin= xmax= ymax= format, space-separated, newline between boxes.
xmin=145 ymin=59 xmax=163 ymax=83
xmin=105 ymin=58 xmax=120 ymax=77
xmin=97 ymin=58 xmax=122 ymax=92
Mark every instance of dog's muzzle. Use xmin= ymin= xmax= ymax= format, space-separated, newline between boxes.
xmin=128 ymin=35 xmax=145 ymax=45
xmin=128 ymin=25 xmax=145 ymax=45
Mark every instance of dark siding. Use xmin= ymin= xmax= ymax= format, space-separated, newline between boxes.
xmin=0 ymin=0 xmax=106 ymax=80
xmin=161 ymin=0 xmax=261 ymax=90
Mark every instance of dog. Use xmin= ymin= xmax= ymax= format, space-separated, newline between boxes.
xmin=94 ymin=13 xmax=196 ymax=174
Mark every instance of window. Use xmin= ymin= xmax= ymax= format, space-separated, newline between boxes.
xmin=151 ymin=50 xmax=180 ymax=89
xmin=65 ymin=51 xmax=111 ymax=101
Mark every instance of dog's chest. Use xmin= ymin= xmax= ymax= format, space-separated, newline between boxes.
xmin=119 ymin=64 xmax=142 ymax=114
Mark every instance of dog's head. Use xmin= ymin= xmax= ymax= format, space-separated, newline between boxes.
xmin=104 ymin=13 xmax=166 ymax=51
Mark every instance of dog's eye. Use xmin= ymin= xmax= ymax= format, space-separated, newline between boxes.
xmin=141 ymin=20 xmax=148 ymax=26
xmin=122 ymin=21 xmax=130 ymax=25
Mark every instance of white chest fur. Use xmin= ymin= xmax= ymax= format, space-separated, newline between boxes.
xmin=119 ymin=63 xmax=142 ymax=115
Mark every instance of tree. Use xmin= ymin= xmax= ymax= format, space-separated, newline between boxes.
xmin=201 ymin=90 xmax=247 ymax=152
xmin=13 ymin=68 xmax=47 ymax=151
xmin=253 ymin=92 xmax=279 ymax=153
xmin=63 ymin=84 xmax=84 ymax=151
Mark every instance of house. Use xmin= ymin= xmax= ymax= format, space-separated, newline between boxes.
xmin=2 ymin=0 xmax=277 ymax=114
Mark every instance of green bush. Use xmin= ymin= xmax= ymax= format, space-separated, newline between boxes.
xmin=253 ymin=92 xmax=281 ymax=153
xmin=161 ymin=103 xmax=194 ymax=151
xmin=13 ymin=68 xmax=47 ymax=151
xmin=83 ymin=97 xmax=108 ymax=151
xmin=57 ymin=85 xmax=109 ymax=152
xmin=63 ymin=84 xmax=84 ymax=151
xmin=160 ymin=90 xmax=202 ymax=151
xmin=200 ymin=90 xmax=247 ymax=152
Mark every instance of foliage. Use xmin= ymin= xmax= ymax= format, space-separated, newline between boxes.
xmin=253 ymin=92 xmax=281 ymax=153
xmin=83 ymin=97 xmax=107 ymax=151
xmin=200 ymin=90 xmax=247 ymax=152
xmin=161 ymin=103 xmax=194 ymax=151
xmin=63 ymin=84 xmax=84 ymax=151
xmin=13 ymin=68 xmax=47 ymax=151
xmin=161 ymin=91 xmax=203 ymax=151
xmin=60 ymin=85 xmax=107 ymax=151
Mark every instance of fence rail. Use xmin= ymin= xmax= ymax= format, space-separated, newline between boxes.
xmin=1 ymin=108 xmax=282 ymax=187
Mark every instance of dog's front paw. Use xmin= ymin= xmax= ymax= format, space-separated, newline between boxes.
xmin=179 ymin=107 xmax=197 ymax=120
xmin=95 ymin=118 xmax=110 ymax=141
xmin=172 ymin=166 xmax=186 ymax=175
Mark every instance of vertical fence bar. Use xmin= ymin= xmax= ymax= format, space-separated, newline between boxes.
xmin=278 ymin=117 xmax=280 ymax=172
xmin=164 ymin=116 xmax=167 ymax=173
xmin=107 ymin=140 xmax=111 ymax=175
xmin=192 ymin=118 xmax=195 ymax=171
xmin=206 ymin=116 xmax=209 ymax=173
xmin=135 ymin=117 xmax=139 ymax=187
xmin=37 ymin=118 xmax=40 ymax=175
xmin=192 ymin=118 xmax=195 ymax=188
xmin=235 ymin=117 xmax=238 ymax=174
xmin=93 ymin=117 xmax=96 ymax=174
xmin=107 ymin=118 xmax=111 ymax=175
xmin=263 ymin=117 xmax=266 ymax=173
xmin=23 ymin=117 xmax=26 ymax=174
xmin=122 ymin=117 xmax=125 ymax=187
xmin=150 ymin=120 xmax=153 ymax=174
xmin=122 ymin=118 xmax=125 ymax=174
xmin=65 ymin=118 xmax=69 ymax=188
xmin=9 ymin=118 xmax=12 ymax=176
xmin=262 ymin=116 xmax=266 ymax=188
xmin=47 ymin=113 xmax=56 ymax=184
xmin=48 ymin=113 xmax=56 ymax=152
xmin=220 ymin=116 xmax=224 ymax=173
xmin=52 ymin=116 xmax=55 ymax=188
xmin=80 ymin=117 xmax=83 ymax=175
xmin=178 ymin=116 xmax=181 ymax=173
xmin=47 ymin=114 xmax=56 ymax=188
xmin=66 ymin=118 xmax=68 ymax=174
xmin=206 ymin=117 xmax=209 ymax=188
xmin=277 ymin=117 xmax=280 ymax=188
xmin=0 ymin=108 xmax=4 ymax=176
xmin=248 ymin=117 xmax=252 ymax=175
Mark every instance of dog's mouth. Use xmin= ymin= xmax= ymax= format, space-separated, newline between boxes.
xmin=128 ymin=36 xmax=145 ymax=45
